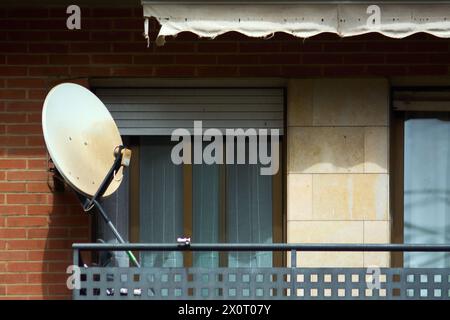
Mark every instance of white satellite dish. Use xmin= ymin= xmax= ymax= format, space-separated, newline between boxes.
xmin=42 ymin=83 xmax=123 ymax=198
xmin=42 ymin=83 xmax=139 ymax=267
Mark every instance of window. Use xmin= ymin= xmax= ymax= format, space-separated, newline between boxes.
xmin=391 ymin=89 xmax=450 ymax=267
xmin=94 ymin=86 xmax=285 ymax=268
xmin=130 ymin=136 xmax=283 ymax=268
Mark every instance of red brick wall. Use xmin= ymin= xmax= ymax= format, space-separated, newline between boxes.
xmin=0 ymin=5 xmax=449 ymax=299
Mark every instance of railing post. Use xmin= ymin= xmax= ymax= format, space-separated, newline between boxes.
xmin=73 ymin=248 xmax=79 ymax=267
xmin=291 ymin=249 xmax=297 ymax=268
xmin=72 ymin=248 xmax=79 ymax=300
xmin=290 ymin=249 xmax=297 ymax=299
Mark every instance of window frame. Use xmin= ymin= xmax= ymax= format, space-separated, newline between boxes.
xmin=390 ymin=87 xmax=450 ymax=267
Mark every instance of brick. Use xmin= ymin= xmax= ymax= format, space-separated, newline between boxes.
xmin=303 ymin=54 xmax=343 ymax=64
xmin=217 ymin=55 xmax=260 ymax=65
xmin=7 ymin=148 xmax=46 ymax=157
xmin=49 ymin=215 xmax=88 ymax=227
xmin=7 ymin=240 xmax=47 ymax=250
xmin=0 ymin=89 xmax=26 ymax=99
xmin=366 ymin=41 xmax=407 ymax=52
xmin=239 ymin=42 xmax=280 ymax=53
xmin=0 ymin=66 xmax=27 ymax=76
xmin=8 ymin=31 xmax=48 ymax=41
xmin=198 ymin=42 xmax=237 ymax=53
xmin=26 ymin=136 xmax=45 ymax=146
xmin=83 ymin=19 xmax=112 ymax=30
xmin=46 ymin=284 xmax=70 ymax=295
xmin=239 ymin=66 xmax=281 ymax=77
xmin=0 ymin=228 xmax=26 ymax=239
xmin=113 ymin=18 xmax=142 ymax=30
xmin=155 ymin=66 xmax=195 ymax=77
xmin=197 ymin=66 xmax=238 ymax=77
xmin=386 ymin=54 xmax=428 ymax=64
xmin=367 ymin=65 xmax=407 ymax=76
xmin=49 ymin=55 xmax=90 ymax=65
xmin=7 ymin=285 xmax=45 ymax=295
xmin=0 ymin=159 xmax=26 ymax=169
xmin=29 ymin=43 xmax=69 ymax=53
xmin=71 ymin=42 xmax=111 ymax=53
xmin=48 ymin=193 xmax=79 ymax=205
xmin=6 ymin=78 xmax=46 ymax=89
xmin=7 ymin=55 xmax=47 ymax=65
xmin=6 ymin=102 xmax=41 ymax=112
xmin=7 ymin=8 xmax=49 ymax=18
xmin=406 ymin=41 xmax=449 ymax=52
xmin=27 ymin=182 xmax=51 ymax=193
xmin=260 ymin=54 xmax=300 ymax=64
xmin=47 ymin=261 xmax=71 ymax=271
xmin=91 ymin=31 xmax=131 ymax=42
xmin=0 ymin=274 xmax=27 ymax=284
xmin=7 ymin=194 xmax=48 ymax=205
xmin=28 ymin=273 xmax=68 ymax=284
xmin=0 ymin=251 xmax=27 ymax=261
xmin=281 ymin=42 xmax=322 ymax=52
xmin=69 ymin=227 xmax=89 ymax=238
xmin=28 ymin=250 xmax=70 ymax=261
xmin=28 ymin=228 xmax=69 ymax=239
xmin=281 ymin=66 xmax=322 ymax=77
xmin=342 ymin=54 xmax=385 ymax=64
xmin=6 ymin=171 xmax=47 ymax=182
xmin=27 ymin=160 xmax=47 ymax=170
xmin=26 ymin=113 xmax=43 ymax=124
xmin=0 ymin=113 xmax=27 ymax=123
xmin=49 ymin=31 xmax=91 ymax=42
xmin=27 ymin=205 xmax=66 ymax=215
xmin=0 ymin=43 xmax=27 ymax=53
xmin=0 ymin=182 xmax=26 ymax=192
xmin=175 ymin=55 xmax=216 ymax=64
xmin=92 ymin=8 xmax=133 ymax=17
xmin=111 ymin=66 xmax=153 ymax=76
xmin=323 ymin=66 xmax=366 ymax=76
xmin=0 ymin=205 xmax=26 ymax=215
xmin=28 ymin=89 xmax=47 ymax=100
xmin=92 ymin=54 xmax=132 ymax=64
xmin=29 ymin=66 xmax=70 ymax=76
xmin=70 ymin=66 xmax=111 ymax=76
xmin=408 ymin=65 xmax=448 ymax=75
xmin=323 ymin=42 xmax=365 ymax=52
xmin=133 ymin=54 xmax=174 ymax=64
xmin=113 ymin=42 xmax=147 ymax=53
xmin=6 ymin=124 xmax=42 ymax=135
xmin=154 ymin=42 xmax=196 ymax=53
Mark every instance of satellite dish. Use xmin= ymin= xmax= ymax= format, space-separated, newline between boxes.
xmin=42 ymin=83 xmax=140 ymax=267
xmin=42 ymin=83 xmax=123 ymax=198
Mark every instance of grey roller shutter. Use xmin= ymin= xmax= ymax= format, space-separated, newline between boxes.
xmin=95 ymin=88 xmax=284 ymax=135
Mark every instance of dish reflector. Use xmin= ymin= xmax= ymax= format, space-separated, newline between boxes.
xmin=42 ymin=83 xmax=123 ymax=197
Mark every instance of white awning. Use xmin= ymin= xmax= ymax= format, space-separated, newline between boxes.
xmin=142 ymin=1 xmax=450 ymax=45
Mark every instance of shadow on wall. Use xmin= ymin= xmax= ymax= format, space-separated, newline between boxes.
xmin=41 ymin=174 xmax=90 ymax=300
xmin=288 ymin=78 xmax=389 ymax=174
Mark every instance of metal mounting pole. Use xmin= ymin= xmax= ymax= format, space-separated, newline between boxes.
xmin=76 ymin=145 xmax=141 ymax=268
xmin=93 ymin=199 xmax=141 ymax=268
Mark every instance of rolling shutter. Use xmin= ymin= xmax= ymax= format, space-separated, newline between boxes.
xmin=95 ymin=88 xmax=284 ymax=135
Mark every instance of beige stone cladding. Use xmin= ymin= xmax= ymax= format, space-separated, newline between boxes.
xmin=287 ymin=79 xmax=390 ymax=267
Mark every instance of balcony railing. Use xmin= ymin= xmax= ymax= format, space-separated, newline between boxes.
xmin=72 ymin=243 xmax=450 ymax=300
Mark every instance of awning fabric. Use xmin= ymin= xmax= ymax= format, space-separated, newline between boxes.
xmin=142 ymin=3 xmax=450 ymax=45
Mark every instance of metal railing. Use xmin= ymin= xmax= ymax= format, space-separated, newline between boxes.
xmin=72 ymin=243 xmax=450 ymax=300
